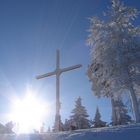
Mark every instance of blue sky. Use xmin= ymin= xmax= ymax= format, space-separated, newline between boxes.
xmin=0 ymin=0 xmax=140 ymax=130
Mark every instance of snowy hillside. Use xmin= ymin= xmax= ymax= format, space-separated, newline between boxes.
xmin=1 ymin=123 xmax=140 ymax=140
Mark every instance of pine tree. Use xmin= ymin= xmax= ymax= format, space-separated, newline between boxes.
xmin=53 ymin=116 xmax=63 ymax=132
xmin=40 ymin=123 xmax=45 ymax=133
xmin=87 ymin=0 xmax=140 ymax=122
xmin=138 ymin=98 xmax=140 ymax=112
xmin=70 ymin=97 xmax=90 ymax=129
xmin=92 ymin=107 xmax=106 ymax=128
xmin=112 ymin=99 xmax=132 ymax=125
xmin=5 ymin=121 xmax=14 ymax=133
xmin=111 ymin=97 xmax=118 ymax=126
xmin=63 ymin=119 xmax=71 ymax=131
xmin=47 ymin=126 xmax=51 ymax=132
xmin=0 ymin=123 xmax=13 ymax=134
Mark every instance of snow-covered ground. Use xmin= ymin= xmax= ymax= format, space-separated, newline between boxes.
xmin=0 ymin=123 xmax=140 ymax=140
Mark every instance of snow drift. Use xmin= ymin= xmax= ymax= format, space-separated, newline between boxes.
xmin=0 ymin=123 xmax=140 ymax=140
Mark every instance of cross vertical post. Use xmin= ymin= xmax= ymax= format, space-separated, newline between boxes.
xmin=55 ymin=50 xmax=61 ymax=131
xmin=36 ymin=49 xmax=82 ymax=131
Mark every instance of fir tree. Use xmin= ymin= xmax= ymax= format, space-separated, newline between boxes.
xmin=47 ymin=126 xmax=51 ymax=132
xmin=87 ymin=0 xmax=140 ymax=122
xmin=40 ymin=123 xmax=45 ymax=133
xmin=0 ymin=122 xmax=15 ymax=134
xmin=63 ymin=119 xmax=71 ymax=131
xmin=5 ymin=121 xmax=14 ymax=133
xmin=92 ymin=107 xmax=106 ymax=128
xmin=53 ymin=116 xmax=63 ymax=132
xmin=111 ymin=97 xmax=118 ymax=126
xmin=70 ymin=97 xmax=90 ymax=129
xmin=112 ymin=99 xmax=132 ymax=125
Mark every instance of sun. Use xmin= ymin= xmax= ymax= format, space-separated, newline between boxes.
xmin=10 ymin=89 xmax=48 ymax=133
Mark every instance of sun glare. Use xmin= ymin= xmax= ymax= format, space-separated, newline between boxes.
xmin=10 ymin=89 xmax=48 ymax=133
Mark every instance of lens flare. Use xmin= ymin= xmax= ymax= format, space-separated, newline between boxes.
xmin=10 ymin=91 xmax=48 ymax=133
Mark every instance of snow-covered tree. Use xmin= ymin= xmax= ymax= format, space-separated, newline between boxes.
xmin=0 ymin=123 xmax=9 ymax=134
xmin=40 ymin=123 xmax=45 ymax=133
xmin=111 ymin=99 xmax=132 ymax=125
xmin=63 ymin=119 xmax=71 ymax=131
xmin=4 ymin=121 xmax=14 ymax=134
xmin=47 ymin=126 xmax=51 ymax=132
xmin=92 ymin=107 xmax=106 ymax=128
xmin=70 ymin=97 xmax=90 ymax=129
xmin=134 ymin=84 xmax=140 ymax=112
xmin=138 ymin=99 xmax=140 ymax=112
xmin=53 ymin=118 xmax=64 ymax=132
xmin=111 ymin=97 xmax=118 ymax=125
xmin=87 ymin=0 xmax=140 ymax=122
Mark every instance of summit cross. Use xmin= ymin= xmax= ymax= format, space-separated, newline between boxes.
xmin=36 ymin=49 xmax=82 ymax=131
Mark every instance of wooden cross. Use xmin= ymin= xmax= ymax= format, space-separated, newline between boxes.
xmin=36 ymin=50 xmax=82 ymax=131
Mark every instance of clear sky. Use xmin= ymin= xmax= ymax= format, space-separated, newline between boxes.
xmin=0 ymin=0 xmax=140 ymax=131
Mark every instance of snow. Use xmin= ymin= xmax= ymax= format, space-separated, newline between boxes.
xmin=0 ymin=123 xmax=140 ymax=140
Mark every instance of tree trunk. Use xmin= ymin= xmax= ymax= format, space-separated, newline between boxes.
xmin=129 ymin=84 xmax=140 ymax=123
xmin=126 ymin=64 xmax=140 ymax=123
xmin=111 ymin=97 xmax=117 ymax=125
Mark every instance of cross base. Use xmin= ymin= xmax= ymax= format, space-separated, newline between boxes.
xmin=53 ymin=114 xmax=62 ymax=132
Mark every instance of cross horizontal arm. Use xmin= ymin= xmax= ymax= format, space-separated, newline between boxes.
xmin=36 ymin=71 xmax=56 ymax=79
xmin=61 ymin=64 xmax=82 ymax=73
